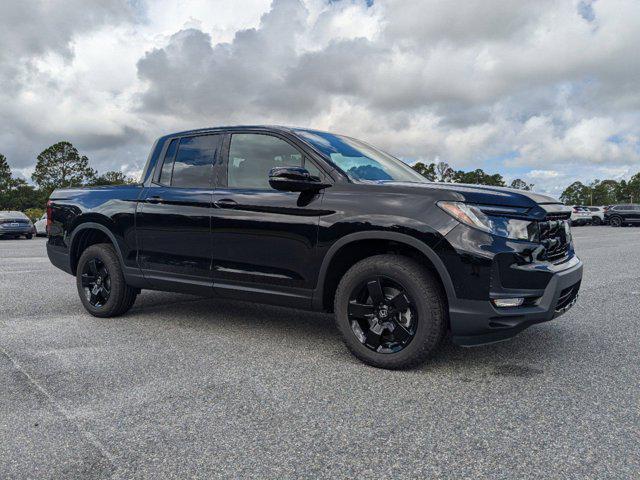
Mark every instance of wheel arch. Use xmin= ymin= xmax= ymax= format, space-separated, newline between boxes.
xmin=314 ymin=231 xmax=456 ymax=312
xmin=69 ymin=222 xmax=125 ymax=275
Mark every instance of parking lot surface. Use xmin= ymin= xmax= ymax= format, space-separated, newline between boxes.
xmin=1 ymin=227 xmax=639 ymax=479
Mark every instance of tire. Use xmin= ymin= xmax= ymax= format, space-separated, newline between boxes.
xmin=610 ymin=216 xmax=622 ymax=227
xmin=76 ymin=243 xmax=137 ymax=317
xmin=334 ymin=254 xmax=446 ymax=370
xmin=25 ymin=234 xmax=33 ymax=239
xmin=591 ymin=217 xmax=602 ymax=226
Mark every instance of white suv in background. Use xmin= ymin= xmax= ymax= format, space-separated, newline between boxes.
xmin=570 ymin=206 xmax=592 ymax=226
xmin=585 ymin=206 xmax=605 ymax=225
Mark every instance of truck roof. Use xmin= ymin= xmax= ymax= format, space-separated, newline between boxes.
xmin=166 ymin=125 xmax=298 ymax=137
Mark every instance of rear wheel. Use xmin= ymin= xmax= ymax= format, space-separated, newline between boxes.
xmin=591 ymin=217 xmax=602 ymax=226
xmin=25 ymin=234 xmax=33 ymax=239
xmin=610 ymin=216 xmax=622 ymax=227
xmin=76 ymin=243 xmax=137 ymax=317
xmin=334 ymin=255 xmax=446 ymax=370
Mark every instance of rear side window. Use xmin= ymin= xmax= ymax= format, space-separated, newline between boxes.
xmin=228 ymin=134 xmax=303 ymax=189
xmin=172 ymin=135 xmax=220 ymax=188
xmin=159 ymin=139 xmax=178 ymax=185
xmin=158 ymin=135 xmax=220 ymax=188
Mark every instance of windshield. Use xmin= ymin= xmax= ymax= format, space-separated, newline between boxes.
xmin=294 ymin=130 xmax=427 ymax=183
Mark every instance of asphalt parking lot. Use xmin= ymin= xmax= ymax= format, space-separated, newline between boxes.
xmin=1 ymin=227 xmax=639 ymax=479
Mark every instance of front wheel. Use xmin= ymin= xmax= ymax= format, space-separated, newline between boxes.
xmin=610 ymin=216 xmax=622 ymax=227
xmin=591 ymin=217 xmax=602 ymax=226
xmin=76 ymin=243 xmax=137 ymax=317
xmin=334 ymin=255 xmax=446 ymax=370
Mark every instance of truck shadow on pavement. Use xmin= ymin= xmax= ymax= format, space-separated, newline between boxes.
xmin=129 ymin=291 xmax=567 ymax=377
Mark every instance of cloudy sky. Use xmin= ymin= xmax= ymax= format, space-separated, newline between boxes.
xmin=1 ymin=0 xmax=639 ymax=196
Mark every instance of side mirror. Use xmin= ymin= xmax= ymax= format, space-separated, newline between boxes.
xmin=268 ymin=166 xmax=331 ymax=192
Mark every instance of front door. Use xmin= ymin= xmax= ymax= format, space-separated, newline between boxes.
xmin=137 ymin=134 xmax=221 ymax=295
xmin=211 ymin=132 xmax=327 ymax=308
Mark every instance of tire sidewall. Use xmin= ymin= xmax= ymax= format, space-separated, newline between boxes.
xmin=76 ymin=244 xmax=126 ymax=317
xmin=335 ymin=257 xmax=444 ymax=369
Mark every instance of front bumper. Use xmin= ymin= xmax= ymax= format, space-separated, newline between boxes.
xmin=449 ymin=255 xmax=583 ymax=346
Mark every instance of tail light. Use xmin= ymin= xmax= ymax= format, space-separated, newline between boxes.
xmin=46 ymin=200 xmax=53 ymax=234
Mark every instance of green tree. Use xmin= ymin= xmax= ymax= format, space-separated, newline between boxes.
xmin=0 ymin=153 xmax=12 ymax=190
xmin=0 ymin=182 xmax=45 ymax=211
xmin=88 ymin=170 xmax=136 ymax=186
xmin=510 ymin=178 xmax=534 ymax=191
xmin=31 ymin=141 xmax=96 ymax=195
xmin=590 ymin=179 xmax=618 ymax=205
xmin=435 ymin=161 xmax=454 ymax=182
xmin=453 ymin=168 xmax=505 ymax=186
xmin=25 ymin=207 xmax=45 ymax=222
xmin=627 ymin=172 xmax=640 ymax=203
xmin=411 ymin=162 xmax=436 ymax=181
xmin=560 ymin=181 xmax=590 ymax=205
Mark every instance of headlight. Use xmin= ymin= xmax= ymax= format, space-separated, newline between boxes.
xmin=437 ymin=201 xmax=536 ymax=241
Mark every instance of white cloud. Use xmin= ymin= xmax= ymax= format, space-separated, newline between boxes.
xmin=0 ymin=0 xmax=639 ymax=193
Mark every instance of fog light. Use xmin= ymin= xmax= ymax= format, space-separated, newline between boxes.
xmin=492 ymin=298 xmax=524 ymax=308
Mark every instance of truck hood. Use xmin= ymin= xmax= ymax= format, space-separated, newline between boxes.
xmin=422 ymin=182 xmax=561 ymax=207
xmin=369 ymin=181 xmax=569 ymax=218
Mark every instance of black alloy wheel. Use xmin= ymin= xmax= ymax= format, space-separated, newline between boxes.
xmin=81 ymin=257 xmax=111 ymax=307
xmin=334 ymin=254 xmax=446 ymax=369
xmin=348 ymin=276 xmax=417 ymax=353
xmin=610 ymin=216 xmax=622 ymax=227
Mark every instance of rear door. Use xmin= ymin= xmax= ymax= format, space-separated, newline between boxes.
xmin=211 ymin=132 xmax=327 ymax=308
xmin=137 ymin=134 xmax=222 ymax=294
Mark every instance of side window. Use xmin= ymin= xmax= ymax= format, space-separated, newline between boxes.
xmin=171 ymin=135 xmax=220 ymax=188
xmin=228 ymin=134 xmax=303 ymax=189
xmin=158 ymin=139 xmax=178 ymax=185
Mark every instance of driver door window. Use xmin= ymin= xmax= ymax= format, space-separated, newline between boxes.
xmin=227 ymin=134 xmax=303 ymax=189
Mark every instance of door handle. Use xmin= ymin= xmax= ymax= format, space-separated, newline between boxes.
xmin=147 ymin=195 xmax=164 ymax=204
xmin=214 ymin=198 xmax=238 ymax=208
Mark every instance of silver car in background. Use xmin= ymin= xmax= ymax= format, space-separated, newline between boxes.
xmin=0 ymin=211 xmax=34 ymax=239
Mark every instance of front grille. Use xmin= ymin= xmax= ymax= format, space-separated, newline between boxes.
xmin=555 ymin=281 xmax=581 ymax=312
xmin=537 ymin=217 xmax=571 ymax=262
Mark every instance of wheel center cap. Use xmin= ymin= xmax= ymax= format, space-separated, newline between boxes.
xmin=378 ymin=305 xmax=389 ymax=318
xmin=96 ymin=277 xmax=102 ymax=285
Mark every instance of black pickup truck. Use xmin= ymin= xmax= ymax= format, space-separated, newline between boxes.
xmin=47 ymin=126 xmax=583 ymax=369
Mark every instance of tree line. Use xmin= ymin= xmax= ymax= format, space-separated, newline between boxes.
xmin=0 ymin=141 xmax=135 ymax=218
xmin=2 ymin=144 xmax=639 ymax=220
xmin=411 ymin=161 xmax=534 ymax=189
xmin=411 ymin=160 xmax=640 ymax=206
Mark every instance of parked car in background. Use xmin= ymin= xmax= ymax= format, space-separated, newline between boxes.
xmin=570 ymin=206 xmax=591 ymax=226
xmin=34 ymin=213 xmax=47 ymax=236
xmin=604 ymin=204 xmax=640 ymax=227
xmin=0 ymin=211 xmax=34 ymax=239
xmin=585 ymin=206 xmax=605 ymax=225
